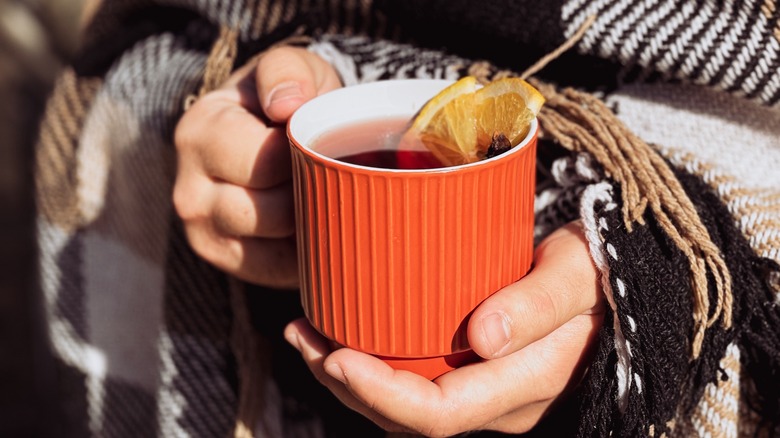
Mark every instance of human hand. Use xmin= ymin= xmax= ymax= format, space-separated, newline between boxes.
xmin=284 ymin=221 xmax=604 ymax=436
xmin=173 ymin=47 xmax=341 ymax=288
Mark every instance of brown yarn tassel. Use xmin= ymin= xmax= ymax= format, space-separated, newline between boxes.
xmin=532 ymin=82 xmax=733 ymax=358
xmin=184 ymin=25 xmax=239 ymax=111
xmin=477 ymin=13 xmax=734 ymax=358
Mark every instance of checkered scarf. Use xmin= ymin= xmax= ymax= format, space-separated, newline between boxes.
xmin=35 ymin=1 xmax=779 ymax=437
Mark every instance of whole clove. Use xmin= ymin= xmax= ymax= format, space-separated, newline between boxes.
xmin=485 ymin=132 xmax=512 ymax=159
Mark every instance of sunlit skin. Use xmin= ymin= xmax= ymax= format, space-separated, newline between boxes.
xmin=285 ymin=222 xmax=604 ymax=436
xmin=173 ymin=47 xmax=340 ymax=288
xmin=173 ymin=46 xmax=605 ymax=436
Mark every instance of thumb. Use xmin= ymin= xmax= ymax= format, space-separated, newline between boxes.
xmin=467 ymin=222 xmax=604 ymax=359
xmin=256 ymin=46 xmax=342 ymax=123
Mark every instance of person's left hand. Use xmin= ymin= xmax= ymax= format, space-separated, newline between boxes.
xmin=284 ymin=221 xmax=604 ymax=436
xmin=173 ymin=47 xmax=341 ymax=288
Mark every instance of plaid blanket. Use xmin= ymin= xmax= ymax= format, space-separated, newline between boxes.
xmin=35 ymin=1 xmax=780 ymax=437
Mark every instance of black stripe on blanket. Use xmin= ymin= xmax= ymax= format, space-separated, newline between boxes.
xmin=575 ymin=164 xmax=780 ymax=437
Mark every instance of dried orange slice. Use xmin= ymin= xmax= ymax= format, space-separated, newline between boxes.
xmin=406 ymin=76 xmax=544 ymax=166
xmin=475 ymin=77 xmax=545 ymax=150
xmin=409 ymin=76 xmax=478 ymax=166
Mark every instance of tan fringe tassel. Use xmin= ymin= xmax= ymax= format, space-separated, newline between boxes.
xmin=202 ymin=26 xmax=239 ymax=92
xmin=520 ymin=15 xmax=596 ymax=81
xmin=35 ymin=68 xmax=102 ymax=231
xmin=531 ymin=82 xmax=733 ymax=358
xmin=495 ymin=14 xmax=733 ymax=358
xmin=183 ymin=27 xmax=314 ymax=112
xmin=184 ymin=25 xmax=239 ymax=111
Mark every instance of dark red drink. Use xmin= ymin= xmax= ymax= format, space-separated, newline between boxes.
xmin=336 ymin=149 xmax=442 ymax=170
xmin=311 ymin=117 xmax=444 ymax=170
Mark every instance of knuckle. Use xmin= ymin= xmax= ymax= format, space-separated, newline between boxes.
xmin=172 ymin=179 xmax=203 ymax=222
xmin=171 ymin=181 xmax=191 ymax=220
xmin=174 ymin=93 xmax=227 ymax=155
xmin=181 ymin=222 xmax=212 ymax=263
xmin=174 ymin=195 xmax=236 ymax=273
xmin=212 ymin=194 xmax=246 ymax=236
xmin=212 ymin=100 xmax=236 ymax=123
xmin=207 ymin=103 xmax=238 ymax=134
xmin=210 ymin=194 xmax=236 ymax=234
xmin=174 ymin=105 xmax=204 ymax=155
xmin=188 ymin=225 xmax=240 ymax=275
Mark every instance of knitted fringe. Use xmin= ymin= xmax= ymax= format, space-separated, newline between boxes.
xmin=739 ymin=256 xmax=780 ymax=436
xmin=533 ymin=80 xmax=732 ymax=359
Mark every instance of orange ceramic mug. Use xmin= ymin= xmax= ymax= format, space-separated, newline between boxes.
xmin=287 ymin=79 xmax=537 ymax=379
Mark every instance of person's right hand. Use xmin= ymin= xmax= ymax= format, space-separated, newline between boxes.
xmin=284 ymin=221 xmax=604 ymax=436
xmin=173 ymin=47 xmax=342 ymax=288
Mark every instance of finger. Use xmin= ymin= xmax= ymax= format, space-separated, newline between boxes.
xmin=182 ymin=219 xmax=299 ymax=288
xmin=284 ymin=319 xmax=418 ymax=434
xmin=211 ymin=181 xmax=295 ymax=238
xmin=218 ymin=57 xmax=264 ymax=115
xmin=468 ymin=221 xmax=602 ymax=359
xmin=236 ymin=236 xmax=299 ymax=288
xmin=319 ymin=345 xmax=539 ymax=436
xmin=256 ymin=47 xmax=342 ymax=123
xmin=478 ymin=400 xmax=552 ymax=435
xmin=177 ymin=93 xmax=293 ymax=189
xmin=320 ymin=313 xmax=601 ymax=437
xmin=283 ymin=318 xmax=346 ymax=388
xmin=476 ymin=314 xmax=603 ymax=434
xmin=283 ymin=320 xmax=381 ymax=414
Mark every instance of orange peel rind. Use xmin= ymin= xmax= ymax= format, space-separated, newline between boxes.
xmin=408 ymin=76 xmax=545 ymax=166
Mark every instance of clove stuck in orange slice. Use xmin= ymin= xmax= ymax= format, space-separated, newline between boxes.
xmin=404 ymin=76 xmax=545 ymax=167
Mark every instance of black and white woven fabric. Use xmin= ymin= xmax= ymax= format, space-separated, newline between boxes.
xmin=34 ymin=1 xmax=779 ymax=437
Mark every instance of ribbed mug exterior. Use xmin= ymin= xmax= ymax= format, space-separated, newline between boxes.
xmin=288 ymin=79 xmax=537 ymax=363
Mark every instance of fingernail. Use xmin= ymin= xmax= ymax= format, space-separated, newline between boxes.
xmin=285 ymin=332 xmax=302 ymax=353
xmin=266 ymin=81 xmax=303 ymax=107
xmin=325 ymin=363 xmax=346 ymax=384
xmin=480 ymin=312 xmax=511 ymax=357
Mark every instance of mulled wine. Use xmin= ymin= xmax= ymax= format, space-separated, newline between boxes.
xmin=311 ymin=117 xmax=444 ymax=170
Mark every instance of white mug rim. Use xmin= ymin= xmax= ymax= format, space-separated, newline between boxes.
xmin=287 ymin=79 xmax=538 ymax=174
